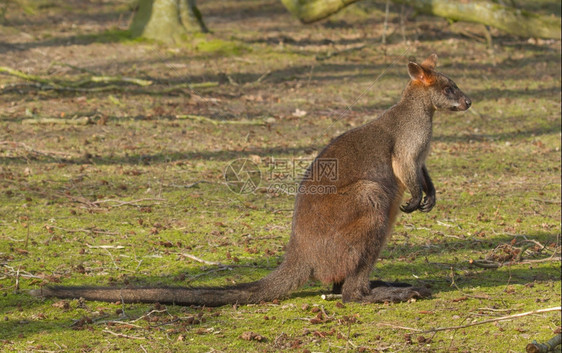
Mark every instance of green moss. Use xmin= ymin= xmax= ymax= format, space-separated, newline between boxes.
xmin=192 ymin=38 xmax=249 ymax=56
xmin=72 ymin=29 xmax=140 ymax=44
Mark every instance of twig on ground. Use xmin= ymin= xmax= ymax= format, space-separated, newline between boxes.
xmin=135 ymin=259 xmax=143 ymax=272
xmin=518 ymin=257 xmax=562 ymax=265
xmin=162 ymin=180 xmax=210 ymax=188
xmin=0 ymin=141 xmax=74 ymax=159
xmin=345 ymin=321 xmax=354 ymax=352
xmin=255 ymin=70 xmax=271 ymax=83
xmin=92 ymin=198 xmax=166 ymax=207
xmin=436 ymin=220 xmax=461 ymax=228
xmin=532 ymin=198 xmax=561 ymax=204
xmin=4 ymin=272 xmax=42 ymax=280
xmin=521 ymin=239 xmax=547 ymax=250
xmin=379 ymin=307 xmax=561 ymax=334
xmin=226 ymin=75 xmax=239 ymax=86
xmin=320 ymin=305 xmax=334 ymax=320
xmin=453 ymin=27 xmax=487 ymax=43
xmin=2 ymin=265 xmax=42 ymax=279
xmin=447 ymin=316 xmax=470 ymax=351
xmin=476 ymin=307 xmax=515 ymax=313
xmin=14 ymin=265 xmax=21 ymax=293
xmin=449 ymin=266 xmax=461 ymax=291
xmin=52 ymin=192 xmax=97 ymax=208
xmin=306 ymin=65 xmax=315 ymax=87
xmin=382 ymin=0 xmax=390 ymax=44
xmin=86 ymin=244 xmax=125 ymax=249
xmin=96 ymin=320 xmax=143 ymax=329
xmin=104 ymin=248 xmax=122 ymax=271
xmin=181 ymin=253 xmax=224 ymax=266
xmin=470 ymin=256 xmax=561 ymax=269
xmin=50 ymin=61 xmax=100 ymax=75
xmin=315 ymin=44 xmax=366 ymax=61
xmin=129 ymin=309 xmax=169 ymax=323
xmin=21 ymin=117 xmax=92 ymax=125
xmin=155 ymin=81 xmax=218 ymax=92
xmin=53 ymin=226 xmax=119 ymax=236
xmin=102 ymin=329 xmax=146 ymax=340
xmin=185 ymin=267 xmax=231 ymax=284
xmin=516 ymin=244 xmax=532 ymax=262
xmin=24 ymin=218 xmax=30 ymax=250
xmin=377 ymin=322 xmax=423 ymax=332
xmin=176 ymin=114 xmax=266 ymax=126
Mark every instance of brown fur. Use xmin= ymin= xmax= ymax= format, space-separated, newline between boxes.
xmin=31 ymin=54 xmax=471 ymax=306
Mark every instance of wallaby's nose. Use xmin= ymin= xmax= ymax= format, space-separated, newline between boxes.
xmin=465 ymin=97 xmax=472 ymax=108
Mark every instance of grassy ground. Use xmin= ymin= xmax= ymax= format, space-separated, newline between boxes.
xmin=0 ymin=0 xmax=561 ymax=352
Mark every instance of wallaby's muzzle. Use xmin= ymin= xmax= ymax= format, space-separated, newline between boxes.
xmin=463 ymin=97 xmax=472 ymax=109
xmin=454 ymin=95 xmax=472 ymax=111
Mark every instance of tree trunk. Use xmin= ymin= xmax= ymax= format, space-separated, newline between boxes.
xmin=280 ymin=0 xmax=561 ymax=40
xmin=130 ymin=0 xmax=208 ymax=43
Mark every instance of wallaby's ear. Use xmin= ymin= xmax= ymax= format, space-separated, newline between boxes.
xmin=421 ymin=53 xmax=438 ymax=70
xmin=408 ymin=62 xmax=434 ymax=85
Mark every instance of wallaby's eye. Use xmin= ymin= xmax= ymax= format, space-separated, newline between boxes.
xmin=444 ymin=87 xmax=453 ymax=95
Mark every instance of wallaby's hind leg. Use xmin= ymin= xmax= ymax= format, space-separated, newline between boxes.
xmin=331 ymin=281 xmax=343 ymax=294
xmin=340 ymin=264 xmax=372 ymax=303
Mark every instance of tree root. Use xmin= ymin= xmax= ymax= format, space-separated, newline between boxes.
xmin=0 ymin=65 xmax=218 ymax=94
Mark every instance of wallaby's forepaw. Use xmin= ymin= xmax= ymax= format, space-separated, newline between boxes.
xmin=419 ymin=195 xmax=435 ymax=212
xmin=400 ymin=197 xmax=422 ymax=213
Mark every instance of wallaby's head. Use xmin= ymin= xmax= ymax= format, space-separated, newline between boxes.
xmin=407 ymin=54 xmax=471 ymax=111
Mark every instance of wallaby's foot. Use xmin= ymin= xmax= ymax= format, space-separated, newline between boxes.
xmin=332 ymin=280 xmax=414 ymax=294
xmin=334 ymin=280 xmax=430 ymax=303
xmin=365 ymin=286 xmax=431 ymax=303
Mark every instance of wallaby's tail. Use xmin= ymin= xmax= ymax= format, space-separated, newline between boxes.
xmin=30 ymin=260 xmax=310 ymax=306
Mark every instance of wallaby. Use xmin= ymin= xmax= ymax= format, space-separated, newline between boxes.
xmin=31 ymin=54 xmax=471 ymax=306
